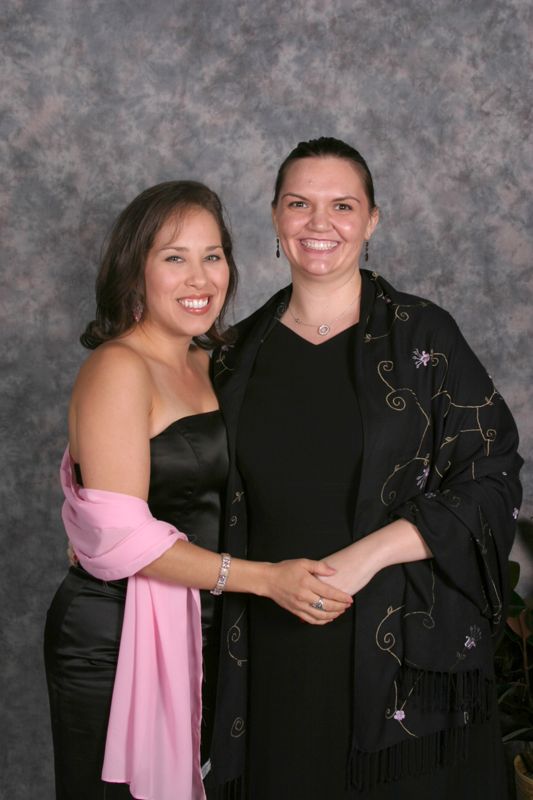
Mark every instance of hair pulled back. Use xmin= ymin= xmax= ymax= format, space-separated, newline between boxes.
xmin=272 ymin=136 xmax=377 ymax=212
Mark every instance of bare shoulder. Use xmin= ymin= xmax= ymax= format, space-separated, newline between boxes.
xmin=73 ymin=340 xmax=152 ymax=397
xmin=69 ymin=340 xmax=153 ymax=458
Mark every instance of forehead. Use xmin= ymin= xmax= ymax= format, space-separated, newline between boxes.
xmin=153 ymin=206 xmax=221 ymax=246
xmin=282 ymin=156 xmax=365 ymax=194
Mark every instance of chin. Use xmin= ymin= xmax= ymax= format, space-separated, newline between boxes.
xmin=297 ymin=261 xmax=339 ymax=277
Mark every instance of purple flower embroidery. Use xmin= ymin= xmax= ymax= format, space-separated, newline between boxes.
xmin=416 ymin=465 xmax=430 ymax=489
xmin=393 ymin=709 xmax=406 ymax=721
xmin=412 ymin=349 xmax=431 ymax=368
xmin=513 ymin=508 xmax=519 ymax=520
xmin=464 ymin=625 xmax=482 ymax=650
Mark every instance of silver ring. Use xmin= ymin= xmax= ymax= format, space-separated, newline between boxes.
xmin=311 ymin=597 xmax=325 ymax=611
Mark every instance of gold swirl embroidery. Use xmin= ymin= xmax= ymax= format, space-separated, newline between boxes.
xmin=403 ymin=561 xmax=436 ymax=630
xmin=227 ymin=609 xmax=247 ymax=666
xmin=230 ymin=717 xmax=246 ymax=738
xmin=434 ymin=389 xmax=499 ymax=457
xmin=364 ymin=274 xmax=431 ymax=343
xmin=369 ymin=290 xmax=505 ymax=733
xmin=440 ymin=489 xmax=461 ymax=508
xmin=214 ymin=344 xmax=234 ymax=376
xmin=377 ymin=358 xmax=433 ymax=506
xmin=385 ymin=681 xmax=418 ymax=737
xmin=375 ymin=604 xmax=404 ymax=665
xmin=381 ymin=456 xmax=431 ymax=506
xmin=377 ymin=564 xmax=436 ymax=731
xmin=364 ymin=303 xmax=423 ymax=343
xmin=473 ymin=508 xmax=502 ymax=625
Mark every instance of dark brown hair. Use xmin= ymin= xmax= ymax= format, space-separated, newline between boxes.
xmin=272 ymin=136 xmax=377 ymax=211
xmin=81 ymin=181 xmax=238 ymax=349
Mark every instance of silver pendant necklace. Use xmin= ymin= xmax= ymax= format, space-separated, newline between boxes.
xmin=287 ymin=296 xmax=359 ymax=336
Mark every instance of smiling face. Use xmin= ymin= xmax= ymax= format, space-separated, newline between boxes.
xmin=142 ymin=207 xmax=230 ymax=340
xmin=272 ymin=156 xmax=379 ymax=284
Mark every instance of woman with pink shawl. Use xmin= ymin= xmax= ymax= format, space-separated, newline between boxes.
xmin=44 ymin=181 xmax=352 ymax=800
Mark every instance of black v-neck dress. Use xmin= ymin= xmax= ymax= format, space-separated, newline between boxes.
xmin=237 ymin=322 xmax=361 ymax=799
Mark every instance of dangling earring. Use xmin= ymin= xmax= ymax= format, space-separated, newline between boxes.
xmin=364 ymin=240 xmax=369 ymax=262
xmin=133 ymin=300 xmax=144 ymax=323
xmin=276 ymin=237 xmax=280 ymax=259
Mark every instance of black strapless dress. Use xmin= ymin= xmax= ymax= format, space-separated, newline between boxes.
xmin=44 ymin=411 xmax=228 ymax=799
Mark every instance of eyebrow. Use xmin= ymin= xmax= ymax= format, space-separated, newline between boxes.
xmin=281 ymin=192 xmax=361 ymax=203
xmin=159 ymin=244 xmax=224 ymax=252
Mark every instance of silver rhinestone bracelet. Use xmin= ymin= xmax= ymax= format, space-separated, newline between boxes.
xmin=210 ymin=552 xmax=231 ymax=596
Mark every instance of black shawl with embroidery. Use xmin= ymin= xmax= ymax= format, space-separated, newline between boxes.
xmin=209 ymin=270 xmax=522 ymax=793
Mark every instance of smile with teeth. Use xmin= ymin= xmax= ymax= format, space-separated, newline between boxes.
xmin=178 ymin=297 xmax=210 ymax=309
xmin=300 ymin=239 xmax=338 ymax=251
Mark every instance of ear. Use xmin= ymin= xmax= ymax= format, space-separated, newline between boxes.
xmin=365 ymin=207 xmax=380 ymax=240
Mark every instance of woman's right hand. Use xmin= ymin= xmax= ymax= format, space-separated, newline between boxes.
xmin=261 ymin=559 xmax=353 ymax=625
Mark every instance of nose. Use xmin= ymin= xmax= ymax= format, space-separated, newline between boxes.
xmin=308 ymin=205 xmax=330 ymax=232
xmin=185 ymin=258 xmax=208 ymax=288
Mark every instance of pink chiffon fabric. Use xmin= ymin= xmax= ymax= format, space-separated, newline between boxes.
xmin=60 ymin=448 xmax=205 ymax=800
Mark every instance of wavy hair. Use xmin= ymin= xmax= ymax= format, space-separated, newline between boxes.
xmin=81 ymin=180 xmax=238 ymax=349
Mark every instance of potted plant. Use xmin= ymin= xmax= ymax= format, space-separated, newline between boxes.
xmin=496 ymin=555 xmax=533 ymax=799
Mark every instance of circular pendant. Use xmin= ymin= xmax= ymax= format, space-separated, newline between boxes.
xmin=317 ymin=324 xmax=330 ymax=336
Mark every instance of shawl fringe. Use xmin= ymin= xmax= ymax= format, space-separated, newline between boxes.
xmin=349 ymin=725 xmax=470 ymax=790
xmin=398 ymin=665 xmax=493 ymax=718
xmin=350 ymin=667 xmax=494 ymax=790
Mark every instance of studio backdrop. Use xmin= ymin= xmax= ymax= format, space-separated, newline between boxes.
xmin=1 ymin=0 xmax=531 ymax=796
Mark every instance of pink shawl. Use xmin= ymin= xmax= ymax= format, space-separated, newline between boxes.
xmin=60 ymin=448 xmax=205 ymax=800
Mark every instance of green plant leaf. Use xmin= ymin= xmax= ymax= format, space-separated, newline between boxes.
xmin=502 ymin=727 xmax=533 ymax=743
xmin=508 ymin=560 xmax=521 ymax=591
xmin=526 ymin=608 xmax=533 ymax=636
xmin=508 ymin=590 xmax=526 ymax=618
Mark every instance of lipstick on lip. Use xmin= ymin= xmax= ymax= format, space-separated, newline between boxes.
xmin=177 ymin=295 xmax=212 ymax=312
xmin=299 ymin=238 xmax=339 ymax=252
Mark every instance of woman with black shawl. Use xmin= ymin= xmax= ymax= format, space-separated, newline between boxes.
xmin=207 ymin=138 xmax=522 ymax=799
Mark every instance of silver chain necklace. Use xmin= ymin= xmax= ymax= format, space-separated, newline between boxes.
xmin=287 ymin=296 xmax=359 ymax=336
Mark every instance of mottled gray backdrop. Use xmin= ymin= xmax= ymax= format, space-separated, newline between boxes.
xmin=2 ymin=0 xmax=532 ymax=796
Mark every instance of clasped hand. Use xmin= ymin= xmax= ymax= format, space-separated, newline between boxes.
xmin=264 ymin=559 xmax=353 ymax=625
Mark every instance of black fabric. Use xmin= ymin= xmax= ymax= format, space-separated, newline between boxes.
xmin=237 ymin=323 xmax=359 ymax=799
xmin=44 ymin=411 xmax=228 ymax=798
xmin=209 ymin=270 xmax=522 ymax=793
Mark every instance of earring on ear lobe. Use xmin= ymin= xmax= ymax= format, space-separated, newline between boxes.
xmin=133 ymin=301 xmax=144 ymax=323
xmin=276 ymin=237 xmax=280 ymax=259
xmin=364 ymin=240 xmax=369 ymax=262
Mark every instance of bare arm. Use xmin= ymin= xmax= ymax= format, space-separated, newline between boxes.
xmin=70 ymin=342 xmax=152 ymax=497
xmin=70 ymin=344 xmax=352 ymax=624
xmin=319 ymin=519 xmax=433 ymax=596
xmin=141 ymin=541 xmax=352 ymax=624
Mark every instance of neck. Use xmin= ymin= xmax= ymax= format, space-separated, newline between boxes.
xmin=289 ymin=270 xmax=362 ymax=320
xmin=126 ymin=322 xmax=195 ymax=369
